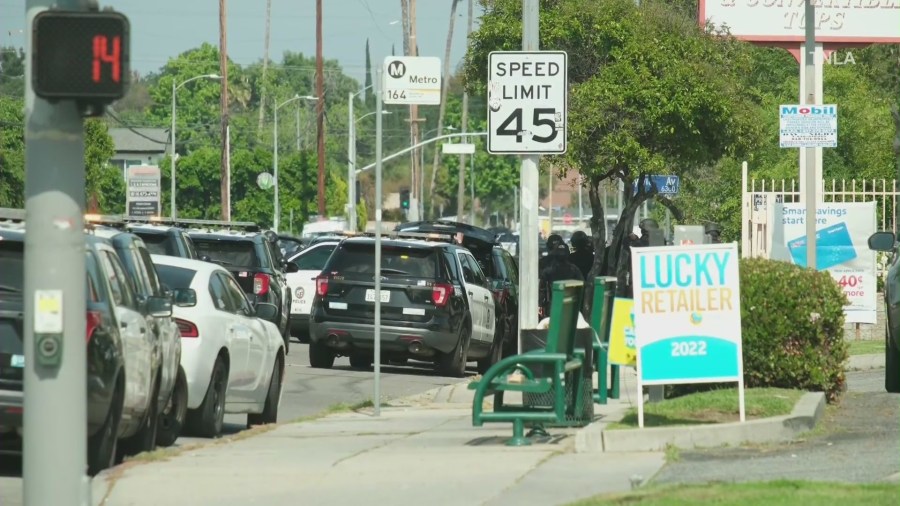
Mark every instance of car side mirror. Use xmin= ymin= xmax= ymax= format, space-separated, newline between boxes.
xmin=868 ymin=231 xmax=897 ymax=252
xmin=254 ymin=302 xmax=279 ymax=323
xmin=172 ymin=288 xmax=197 ymax=308
xmin=147 ymin=295 xmax=173 ymax=317
xmin=284 ymin=262 xmax=299 ymax=273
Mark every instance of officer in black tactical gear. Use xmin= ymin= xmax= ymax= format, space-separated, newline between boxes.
xmin=569 ymin=230 xmax=594 ymax=279
xmin=538 ymin=242 xmax=584 ymax=319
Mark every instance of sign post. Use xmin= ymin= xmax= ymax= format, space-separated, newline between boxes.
xmin=631 ymin=243 xmax=745 ymax=428
xmin=487 ymin=7 xmax=568 ymax=349
xmin=125 ymin=165 xmax=161 ymax=217
xmin=375 ymin=56 xmax=442 ymax=415
xmin=26 ymin=2 xmax=129 ymax=505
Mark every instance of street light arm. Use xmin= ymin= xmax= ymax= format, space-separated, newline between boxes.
xmin=175 ymin=73 xmax=221 ymax=92
xmin=356 ymin=132 xmax=487 ymax=174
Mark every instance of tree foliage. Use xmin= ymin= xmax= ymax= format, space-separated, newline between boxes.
xmin=466 ymin=0 xmax=762 ymax=294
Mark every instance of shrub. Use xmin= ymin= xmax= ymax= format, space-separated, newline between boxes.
xmin=739 ymin=257 xmax=848 ymax=402
xmin=666 ymin=257 xmax=849 ymax=403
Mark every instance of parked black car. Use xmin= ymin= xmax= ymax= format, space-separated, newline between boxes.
xmin=868 ymin=231 xmax=900 ymax=392
xmin=186 ymin=221 xmax=296 ymax=353
xmin=0 ymin=218 xmax=125 ymax=476
xmin=395 ymin=221 xmax=520 ymax=357
xmin=83 ymin=214 xmax=198 ymax=260
xmin=309 ymin=234 xmax=501 ymax=377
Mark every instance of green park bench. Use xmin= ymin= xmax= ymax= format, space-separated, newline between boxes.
xmin=469 ymin=280 xmax=587 ymax=446
xmin=590 ymin=277 xmax=619 ymax=404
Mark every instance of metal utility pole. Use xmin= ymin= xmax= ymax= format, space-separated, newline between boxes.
xmin=409 ymin=0 xmax=422 ymax=220
xmin=518 ymin=0 xmax=540 ymax=351
xmin=24 ymin=1 xmax=87 ymax=503
xmin=348 ymin=91 xmax=357 ymax=231
xmin=219 ymin=0 xmax=230 ymax=221
xmin=803 ymin=0 xmax=817 ymax=270
xmin=373 ymin=69 xmax=384 ymax=416
xmin=316 ymin=0 xmax=326 ymax=217
xmin=456 ymin=0 xmax=473 ymax=222
xmin=257 ymin=0 xmax=271 ymax=135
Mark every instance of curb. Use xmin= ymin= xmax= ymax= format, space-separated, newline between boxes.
xmin=575 ymin=391 xmax=826 ymax=453
xmin=846 ymin=353 xmax=885 ymax=371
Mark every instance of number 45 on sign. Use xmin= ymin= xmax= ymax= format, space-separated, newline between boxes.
xmin=487 ymin=51 xmax=567 ymax=155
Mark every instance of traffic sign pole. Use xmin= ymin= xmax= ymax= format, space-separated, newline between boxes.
xmin=25 ymin=1 xmax=90 ymax=504
xmin=803 ymin=0 xmax=817 ymax=271
xmin=518 ymin=0 xmax=540 ymax=349
xmin=374 ymin=69 xmax=383 ymax=416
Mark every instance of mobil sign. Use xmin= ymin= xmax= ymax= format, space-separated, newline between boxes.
xmin=779 ymin=104 xmax=838 ymax=149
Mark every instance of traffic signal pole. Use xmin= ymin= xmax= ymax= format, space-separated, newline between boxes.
xmin=24 ymin=0 xmax=90 ymax=504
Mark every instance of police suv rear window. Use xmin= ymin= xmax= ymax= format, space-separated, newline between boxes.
xmin=327 ymin=243 xmax=436 ymax=278
xmin=192 ymin=239 xmax=259 ymax=268
xmin=0 ymin=241 xmax=24 ymax=292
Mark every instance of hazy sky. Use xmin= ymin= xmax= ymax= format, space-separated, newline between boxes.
xmin=1 ymin=0 xmax=482 ymax=86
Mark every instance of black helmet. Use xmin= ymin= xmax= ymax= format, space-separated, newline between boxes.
xmin=639 ymin=218 xmax=659 ymax=233
xmin=570 ymin=230 xmax=590 ymax=249
xmin=550 ymin=242 xmax=570 ymax=258
xmin=547 ymin=234 xmax=564 ymax=250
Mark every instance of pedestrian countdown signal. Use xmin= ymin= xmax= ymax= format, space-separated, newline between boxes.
xmin=32 ymin=10 xmax=130 ymax=102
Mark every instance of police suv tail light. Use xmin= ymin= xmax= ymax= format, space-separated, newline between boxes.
xmin=432 ymin=283 xmax=452 ymax=308
xmin=85 ymin=310 xmax=103 ymax=343
xmin=253 ymin=273 xmax=270 ymax=296
xmin=315 ymin=275 xmax=329 ymax=297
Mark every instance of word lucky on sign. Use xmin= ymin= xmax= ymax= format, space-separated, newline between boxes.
xmin=638 ymin=252 xmax=734 ymax=314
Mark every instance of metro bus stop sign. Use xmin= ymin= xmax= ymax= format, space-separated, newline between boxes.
xmin=32 ymin=10 xmax=130 ymax=103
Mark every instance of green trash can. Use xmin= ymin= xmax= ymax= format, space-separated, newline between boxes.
xmin=520 ymin=325 xmax=595 ymax=427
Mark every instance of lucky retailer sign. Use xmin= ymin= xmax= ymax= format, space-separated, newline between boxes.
xmin=768 ymin=201 xmax=877 ymax=324
xmin=631 ymin=243 xmax=745 ymax=428
xmin=487 ymin=51 xmax=567 ymax=155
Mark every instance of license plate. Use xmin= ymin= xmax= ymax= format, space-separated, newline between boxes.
xmin=365 ymin=289 xmax=391 ymax=303
xmin=10 ymin=355 xmax=24 ymax=368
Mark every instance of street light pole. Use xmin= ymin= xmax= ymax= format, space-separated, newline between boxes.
xmin=347 ymin=84 xmax=376 ymax=231
xmin=273 ymin=95 xmax=316 ymax=232
xmin=348 ymin=92 xmax=356 ymax=231
xmin=274 ymin=103 xmax=280 ymax=231
xmin=170 ymin=73 xmax=221 ymax=218
xmin=171 ymin=80 xmax=177 ymax=218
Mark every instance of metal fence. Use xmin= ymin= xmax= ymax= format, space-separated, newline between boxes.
xmin=743 ymin=177 xmax=897 ymax=277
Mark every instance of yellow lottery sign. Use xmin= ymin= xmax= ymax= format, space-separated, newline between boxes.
xmin=607 ymin=297 xmax=636 ymax=367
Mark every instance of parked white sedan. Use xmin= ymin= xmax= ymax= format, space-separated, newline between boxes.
xmin=151 ymin=255 xmax=285 ymax=438
xmin=286 ymin=240 xmax=339 ymax=341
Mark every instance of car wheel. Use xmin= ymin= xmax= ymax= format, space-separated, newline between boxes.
xmin=477 ymin=324 xmax=504 ymax=375
xmin=248 ymin=355 xmax=283 ymax=427
xmin=438 ymin=321 xmax=471 ymax=378
xmin=87 ymin=375 xmax=123 ymax=476
xmin=156 ymin=366 xmax=188 ymax=447
xmin=186 ymin=357 xmax=228 ymax=438
xmin=308 ymin=340 xmax=335 ymax=369
xmin=349 ymin=352 xmax=372 ymax=370
xmin=886 ymin=328 xmax=900 ymax=393
xmin=117 ymin=372 xmax=161 ymax=460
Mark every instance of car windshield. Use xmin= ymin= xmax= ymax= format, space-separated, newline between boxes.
xmin=0 ymin=241 xmax=24 ymax=292
xmin=192 ymin=239 xmax=259 ymax=268
xmin=155 ymin=264 xmax=198 ymax=290
xmin=327 ymin=243 xmax=436 ymax=278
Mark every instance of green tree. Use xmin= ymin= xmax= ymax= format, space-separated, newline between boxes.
xmin=0 ymin=46 xmax=25 ymax=98
xmin=465 ymin=0 xmax=762 ymax=292
xmin=84 ymin=119 xmax=123 ymax=213
xmin=0 ymin=95 xmax=24 ymax=208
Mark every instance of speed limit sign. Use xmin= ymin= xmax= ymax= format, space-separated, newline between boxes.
xmin=487 ymin=51 xmax=567 ymax=155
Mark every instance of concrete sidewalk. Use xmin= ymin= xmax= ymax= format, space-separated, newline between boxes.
xmin=94 ymin=355 xmax=857 ymax=506
xmin=92 ymin=381 xmax=664 ymax=506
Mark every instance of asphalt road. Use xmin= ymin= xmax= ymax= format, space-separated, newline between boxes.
xmin=0 ymin=341 xmax=467 ymax=506
xmin=652 ymin=368 xmax=900 ymax=485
